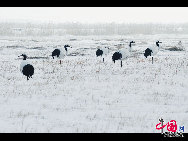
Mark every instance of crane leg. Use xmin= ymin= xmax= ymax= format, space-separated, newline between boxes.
xmin=103 ymin=58 xmax=104 ymax=62
xmin=121 ymin=61 xmax=122 ymax=67
xmin=60 ymin=60 xmax=61 ymax=64
xmin=152 ymin=57 xmax=153 ymax=64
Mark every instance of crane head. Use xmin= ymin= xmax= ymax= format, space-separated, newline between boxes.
xmin=18 ymin=54 xmax=27 ymax=60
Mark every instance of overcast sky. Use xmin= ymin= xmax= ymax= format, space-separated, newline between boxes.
xmin=0 ymin=7 xmax=188 ymax=24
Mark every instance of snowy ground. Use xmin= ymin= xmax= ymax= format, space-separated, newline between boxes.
xmin=0 ymin=34 xmax=188 ymax=133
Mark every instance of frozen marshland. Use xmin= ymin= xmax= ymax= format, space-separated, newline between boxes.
xmin=0 ymin=34 xmax=188 ymax=133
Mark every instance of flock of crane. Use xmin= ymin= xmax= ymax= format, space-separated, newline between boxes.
xmin=18 ymin=40 xmax=164 ymax=80
xmin=97 ymin=40 xmax=162 ymax=67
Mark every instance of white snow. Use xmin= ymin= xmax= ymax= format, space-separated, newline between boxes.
xmin=0 ymin=34 xmax=188 ymax=133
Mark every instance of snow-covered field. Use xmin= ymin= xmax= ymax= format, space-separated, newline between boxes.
xmin=0 ymin=34 xmax=188 ymax=133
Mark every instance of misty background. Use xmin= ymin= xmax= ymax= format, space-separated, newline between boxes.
xmin=0 ymin=7 xmax=188 ymax=36
xmin=0 ymin=22 xmax=186 ymax=36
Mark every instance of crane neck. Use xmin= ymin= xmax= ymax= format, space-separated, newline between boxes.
xmin=156 ymin=42 xmax=160 ymax=47
xmin=129 ymin=42 xmax=132 ymax=48
xmin=23 ymin=56 xmax=27 ymax=60
xmin=64 ymin=47 xmax=67 ymax=51
xmin=129 ymin=42 xmax=133 ymax=53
